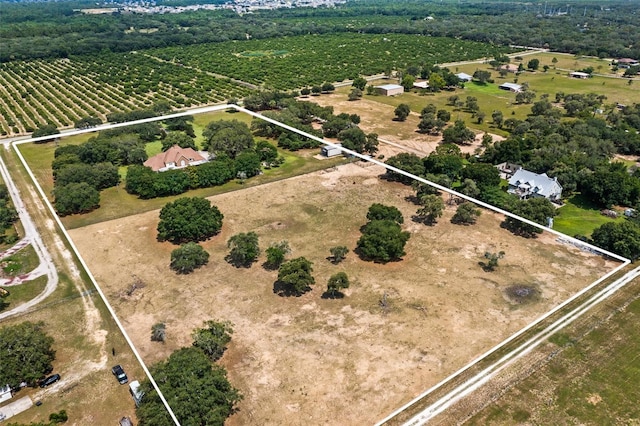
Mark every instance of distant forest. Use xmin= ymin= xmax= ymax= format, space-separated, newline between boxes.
xmin=1 ymin=0 xmax=639 ymax=62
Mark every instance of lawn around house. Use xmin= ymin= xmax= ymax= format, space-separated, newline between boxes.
xmin=553 ymin=195 xmax=624 ymax=238
xmin=18 ymin=109 xmax=348 ymax=229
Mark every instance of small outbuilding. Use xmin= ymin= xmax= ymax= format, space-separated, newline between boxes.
xmin=456 ymin=72 xmax=473 ymax=82
xmin=375 ymin=84 xmax=404 ymax=96
xmin=0 ymin=384 xmax=12 ymax=404
xmin=570 ymin=71 xmax=590 ymax=79
xmin=499 ymin=82 xmax=522 ymax=92
xmin=321 ymin=144 xmax=342 ymax=158
xmin=413 ymin=81 xmax=429 ymax=89
xmin=616 ymin=58 xmax=639 ymax=69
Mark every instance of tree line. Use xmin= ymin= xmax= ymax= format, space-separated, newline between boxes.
xmin=2 ymin=1 xmax=638 ymax=63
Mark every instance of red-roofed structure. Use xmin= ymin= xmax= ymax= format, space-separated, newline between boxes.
xmin=143 ymin=145 xmax=208 ymax=172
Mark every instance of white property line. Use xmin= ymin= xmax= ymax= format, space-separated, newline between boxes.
xmin=11 ymin=104 xmax=631 ymax=426
xmin=402 ymin=264 xmax=640 ymax=425
xmin=11 ymin=142 xmax=185 ymax=424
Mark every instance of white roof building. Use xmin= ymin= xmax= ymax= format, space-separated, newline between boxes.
xmin=499 ymin=82 xmax=523 ymax=92
xmin=508 ymin=169 xmax=563 ymax=202
xmin=375 ymin=84 xmax=404 ymax=96
xmin=456 ymin=72 xmax=473 ymax=82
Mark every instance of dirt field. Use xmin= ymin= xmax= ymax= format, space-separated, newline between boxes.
xmin=303 ymin=93 xmax=503 ymax=158
xmin=68 ymin=163 xmax=615 ymax=425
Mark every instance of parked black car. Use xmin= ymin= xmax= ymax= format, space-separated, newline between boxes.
xmin=112 ymin=365 xmax=128 ymax=384
xmin=40 ymin=374 xmax=60 ymax=388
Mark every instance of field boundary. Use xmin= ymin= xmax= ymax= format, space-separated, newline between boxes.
xmin=11 ymin=103 xmax=631 ymax=426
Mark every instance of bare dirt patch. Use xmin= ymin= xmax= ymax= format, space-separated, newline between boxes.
xmin=68 ymin=163 xmax=615 ymax=425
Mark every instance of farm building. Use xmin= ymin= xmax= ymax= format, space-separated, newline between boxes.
xmin=413 ymin=81 xmax=429 ymax=89
xmin=570 ymin=71 xmax=590 ymax=79
xmin=375 ymin=84 xmax=404 ymax=96
xmin=499 ymin=82 xmax=522 ymax=92
xmin=508 ymin=168 xmax=563 ymax=202
xmin=321 ymin=144 xmax=342 ymax=157
xmin=616 ymin=58 xmax=639 ymax=69
xmin=143 ymin=145 xmax=208 ymax=172
xmin=0 ymin=385 xmax=12 ymax=403
xmin=456 ymin=72 xmax=473 ymax=82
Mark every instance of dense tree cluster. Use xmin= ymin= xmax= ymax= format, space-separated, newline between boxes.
xmin=51 ymin=129 xmax=155 ymax=215
xmin=4 ymin=1 xmax=639 ymax=64
xmin=357 ymin=204 xmax=410 ymax=262
xmin=0 ymin=321 xmax=55 ymax=389
xmin=0 ymin=184 xmax=18 ymax=241
xmin=157 ymin=197 xmax=224 ymax=244
xmin=136 ymin=347 xmax=241 ymax=426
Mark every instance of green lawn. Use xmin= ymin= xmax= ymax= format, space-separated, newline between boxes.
xmin=553 ymin=194 xmax=623 ymax=237
xmin=21 ymin=141 xmax=345 ymax=229
xmin=468 ymin=292 xmax=640 ymax=425
xmin=0 ymin=275 xmax=47 ymax=312
xmin=19 ymin=109 xmax=348 ymax=229
xmin=1 ymin=244 xmax=40 ymax=276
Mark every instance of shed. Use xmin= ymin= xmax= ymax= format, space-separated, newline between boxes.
xmin=413 ymin=81 xmax=429 ymax=89
xmin=119 ymin=417 xmax=134 ymax=426
xmin=0 ymin=384 xmax=12 ymax=404
xmin=570 ymin=71 xmax=590 ymax=79
xmin=456 ymin=72 xmax=473 ymax=82
xmin=321 ymin=144 xmax=342 ymax=158
xmin=375 ymin=84 xmax=404 ymax=96
xmin=499 ymin=82 xmax=522 ymax=92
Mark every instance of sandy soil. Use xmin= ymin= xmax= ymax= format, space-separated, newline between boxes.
xmin=68 ymin=163 xmax=615 ymax=425
xmin=303 ymin=94 xmax=505 ymax=159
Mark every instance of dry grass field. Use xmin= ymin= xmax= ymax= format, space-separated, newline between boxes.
xmin=69 ymin=163 xmax=615 ymax=425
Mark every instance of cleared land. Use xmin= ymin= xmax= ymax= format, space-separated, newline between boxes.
xmin=69 ymin=162 xmax=615 ymax=425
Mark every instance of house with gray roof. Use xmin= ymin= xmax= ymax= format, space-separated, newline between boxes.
xmin=508 ymin=168 xmax=563 ymax=202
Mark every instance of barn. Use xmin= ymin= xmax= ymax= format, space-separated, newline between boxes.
xmin=375 ymin=84 xmax=404 ymax=96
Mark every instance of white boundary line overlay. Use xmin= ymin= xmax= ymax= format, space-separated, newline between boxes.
xmin=11 ymin=103 xmax=631 ymax=426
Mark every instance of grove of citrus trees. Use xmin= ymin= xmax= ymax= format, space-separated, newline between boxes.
xmin=148 ymin=33 xmax=514 ymax=90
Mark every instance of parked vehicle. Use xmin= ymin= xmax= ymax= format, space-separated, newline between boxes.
xmin=111 ymin=365 xmax=128 ymax=385
xmin=129 ymin=380 xmax=144 ymax=407
xmin=39 ymin=374 xmax=60 ymax=388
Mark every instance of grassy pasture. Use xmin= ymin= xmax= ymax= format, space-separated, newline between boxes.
xmin=0 ymin=275 xmax=46 ymax=312
xmin=69 ymin=162 xmax=615 ymax=425
xmin=19 ymin=110 xmax=345 ymax=229
xmin=0 ymin=244 xmax=39 ymax=277
xmin=453 ymin=59 xmax=639 ymax=106
xmin=467 ymin=282 xmax=640 ymax=426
